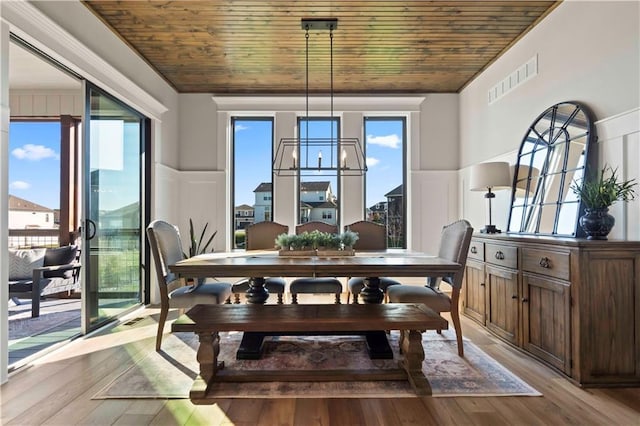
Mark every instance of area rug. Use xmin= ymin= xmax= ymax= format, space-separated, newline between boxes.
xmin=9 ymin=298 xmax=81 ymax=343
xmin=93 ymin=329 xmax=540 ymax=399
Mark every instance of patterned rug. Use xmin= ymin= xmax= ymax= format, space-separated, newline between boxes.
xmin=93 ymin=329 xmax=540 ymax=399
xmin=9 ymin=298 xmax=80 ymax=343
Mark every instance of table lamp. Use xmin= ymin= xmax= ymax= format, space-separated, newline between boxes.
xmin=470 ymin=161 xmax=512 ymax=233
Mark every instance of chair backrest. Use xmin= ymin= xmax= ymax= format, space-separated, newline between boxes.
xmin=245 ymin=221 xmax=289 ymax=250
xmin=296 ymin=221 xmax=338 ymax=235
xmin=344 ymin=220 xmax=386 ymax=251
xmin=147 ymin=220 xmax=184 ymax=304
xmin=435 ymin=219 xmax=473 ymax=289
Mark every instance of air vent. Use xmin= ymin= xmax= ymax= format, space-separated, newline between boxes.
xmin=488 ymin=55 xmax=538 ymax=104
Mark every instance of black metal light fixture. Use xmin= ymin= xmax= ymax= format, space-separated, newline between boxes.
xmin=273 ymin=18 xmax=367 ymax=177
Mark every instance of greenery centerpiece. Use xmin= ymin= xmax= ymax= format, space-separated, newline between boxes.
xmin=571 ymin=165 xmax=637 ymax=240
xmin=275 ymin=230 xmax=359 ymax=256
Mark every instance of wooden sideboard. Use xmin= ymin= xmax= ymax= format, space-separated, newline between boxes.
xmin=461 ymin=233 xmax=640 ymax=387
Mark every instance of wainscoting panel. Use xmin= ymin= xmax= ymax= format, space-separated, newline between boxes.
xmin=596 ymin=108 xmax=640 ymax=240
xmin=410 ymin=170 xmax=458 ymax=254
xmin=178 ymin=170 xmax=227 ymax=252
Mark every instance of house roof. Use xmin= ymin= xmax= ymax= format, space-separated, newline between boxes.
xmin=8 ymin=195 xmax=52 ymax=212
xmin=301 ymin=181 xmax=330 ymax=192
xmin=254 ymin=182 xmax=272 ymax=192
xmin=385 ymin=185 xmax=403 ymax=198
xmin=235 ymin=204 xmax=254 ymax=211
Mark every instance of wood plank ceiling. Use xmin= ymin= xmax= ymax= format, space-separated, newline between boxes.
xmin=83 ymin=1 xmax=561 ymax=95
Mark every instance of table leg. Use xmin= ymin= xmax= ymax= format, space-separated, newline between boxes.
xmin=399 ymin=329 xmax=431 ymax=396
xmin=360 ymin=276 xmax=384 ymax=304
xmin=246 ymin=276 xmax=269 ymax=304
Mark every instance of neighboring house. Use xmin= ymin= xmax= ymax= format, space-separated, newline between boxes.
xmin=234 ymin=204 xmax=254 ymax=230
xmin=300 ymin=181 xmax=337 ymax=225
xmin=252 ymin=181 xmax=338 ymax=225
xmin=385 ymin=185 xmax=404 ymax=247
xmin=253 ymin=183 xmax=273 ymax=223
xmin=367 ymin=201 xmax=387 ymax=225
xmin=8 ymin=195 xmax=55 ymax=229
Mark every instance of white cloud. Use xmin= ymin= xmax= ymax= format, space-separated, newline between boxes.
xmin=12 ymin=144 xmax=58 ymax=161
xmin=235 ymin=124 xmax=249 ymax=131
xmin=10 ymin=181 xmax=31 ymax=190
xmin=366 ymin=134 xmax=400 ymax=149
xmin=366 ymin=157 xmax=380 ymax=167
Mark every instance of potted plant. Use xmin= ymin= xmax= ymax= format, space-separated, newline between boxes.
xmin=571 ymin=165 xmax=637 ymax=240
xmin=183 ymin=218 xmax=217 ymax=258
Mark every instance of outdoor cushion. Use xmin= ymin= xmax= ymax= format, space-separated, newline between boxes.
xmin=43 ymin=245 xmax=78 ymax=278
xmin=8 ymin=248 xmax=46 ymax=280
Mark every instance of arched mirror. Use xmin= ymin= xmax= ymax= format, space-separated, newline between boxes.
xmin=507 ymin=101 xmax=596 ymax=237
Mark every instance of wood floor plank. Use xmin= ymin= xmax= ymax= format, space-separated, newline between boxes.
xmin=2 ymin=304 xmax=640 ymax=425
xmin=256 ymin=398 xmax=296 ymax=426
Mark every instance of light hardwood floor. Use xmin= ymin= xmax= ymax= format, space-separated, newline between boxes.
xmin=2 ymin=293 xmax=639 ymax=426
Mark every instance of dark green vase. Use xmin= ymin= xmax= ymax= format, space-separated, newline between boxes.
xmin=579 ymin=208 xmax=615 ymax=240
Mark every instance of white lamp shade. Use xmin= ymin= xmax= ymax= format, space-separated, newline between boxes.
xmin=469 ymin=161 xmax=511 ymax=191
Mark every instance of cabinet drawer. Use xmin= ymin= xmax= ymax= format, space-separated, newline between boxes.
xmin=485 ymin=243 xmax=518 ymax=269
xmin=522 ymin=248 xmax=570 ymax=281
xmin=468 ymin=241 xmax=484 ymax=261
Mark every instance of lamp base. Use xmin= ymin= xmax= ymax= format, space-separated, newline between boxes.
xmin=480 ymin=225 xmax=501 ymax=234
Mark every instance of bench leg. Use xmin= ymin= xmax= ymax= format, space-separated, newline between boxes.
xmin=399 ymin=329 xmax=431 ymax=396
xmin=191 ymin=331 xmax=224 ymax=399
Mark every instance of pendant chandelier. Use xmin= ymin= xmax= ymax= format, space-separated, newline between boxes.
xmin=273 ymin=18 xmax=367 ymax=177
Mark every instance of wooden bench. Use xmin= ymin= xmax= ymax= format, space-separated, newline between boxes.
xmin=171 ymin=303 xmax=447 ymax=400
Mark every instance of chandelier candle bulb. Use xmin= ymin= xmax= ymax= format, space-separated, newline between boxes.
xmin=318 ymin=151 xmax=322 ymax=169
xmin=292 ymin=149 xmax=297 ymax=169
xmin=341 ymin=149 xmax=347 ymax=168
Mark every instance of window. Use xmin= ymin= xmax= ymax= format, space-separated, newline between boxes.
xmin=322 ymin=211 xmax=332 ymax=220
xmin=364 ymin=117 xmax=406 ymax=248
xmin=232 ymin=118 xmax=274 ymax=248
xmin=298 ymin=117 xmax=339 ymax=226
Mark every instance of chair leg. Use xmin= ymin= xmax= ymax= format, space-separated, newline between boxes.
xmin=31 ymin=289 xmax=40 ymax=318
xmin=346 ymin=292 xmax=351 ymax=304
xmin=277 ymin=293 xmax=284 ymax=304
xmin=353 ymin=293 xmax=359 ymax=304
xmin=334 ymin=293 xmax=341 ymax=304
xmin=291 ymin=293 xmax=298 ymax=304
xmin=450 ymin=306 xmax=464 ymax=357
xmin=234 ymin=294 xmax=241 ymax=304
xmin=156 ymin=306 xmax=168 ymax=351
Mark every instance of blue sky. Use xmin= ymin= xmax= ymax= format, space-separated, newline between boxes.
xmin=9 ymin=117 xmax=403 ymax=212
xmin=233 ymin=117 xmax=403 ymax=207
xmin=9 ymin=121 xmax=61 ymax=209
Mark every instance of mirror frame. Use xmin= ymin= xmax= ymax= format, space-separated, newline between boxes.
xmin=507 ymin=101 xmax=597 ymax=237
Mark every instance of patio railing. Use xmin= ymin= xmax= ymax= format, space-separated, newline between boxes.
xmin=9 ymin=229 xmax=60 ymax=248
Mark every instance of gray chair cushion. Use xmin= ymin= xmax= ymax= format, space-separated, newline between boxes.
xmin=290 ymin=277 xmax=342 ymax=294
xmin=387 ymin=285 xmax=451 ymax=312
xmin=168 ymin=282 xmax=232 ymax=307
xmin=43 ymin=245 xmax=79 ymax=278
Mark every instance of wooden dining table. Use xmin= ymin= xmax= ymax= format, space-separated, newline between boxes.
xmin=169 ymin=250 xmax=462 ymax=359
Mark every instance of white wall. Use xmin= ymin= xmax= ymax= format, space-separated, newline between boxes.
xmin=459 ymin=1 xmax=640 ymax=238
xmin=9 ymin=90 xmax=83 ymax=117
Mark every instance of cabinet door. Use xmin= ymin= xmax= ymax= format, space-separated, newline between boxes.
xmin=462 ymin=259 xmax=485 ymax=325
xmin=486 ymin=264 xmax=519 ymax=345
xmin=522 ymin=273 xmax=571 ymax=374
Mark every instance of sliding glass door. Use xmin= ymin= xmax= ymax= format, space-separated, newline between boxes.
xmin=83 ymin=84 xmax=147 ymax=330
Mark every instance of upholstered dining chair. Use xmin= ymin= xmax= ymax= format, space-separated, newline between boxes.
xmin=231 ymin=221 xmax=288 ymax=304
xmin=290 ymin=221 xmax=343 ymax=304
xmin=387 ymin=219 xmax=473 ymax=356
xmin=344 ymin=220 xmax=401 ymax=304
xmin=147 ymin=219 xmax=232 ymax=351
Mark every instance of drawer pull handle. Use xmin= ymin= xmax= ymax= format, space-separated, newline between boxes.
xmin=470 ymin=246 xmax=478 ymax=254
xmin=539 ymin=257 xmax=551 ymax=268
xmin=480 ymin=283 xmax=485 ymax=287
xmin=522 ymin=298 xmax=529 ymax=303
xmin=495 ymin=251 xmax=505 ymax=260
xmin=512 ymin=295 xmax=518 ymax=299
